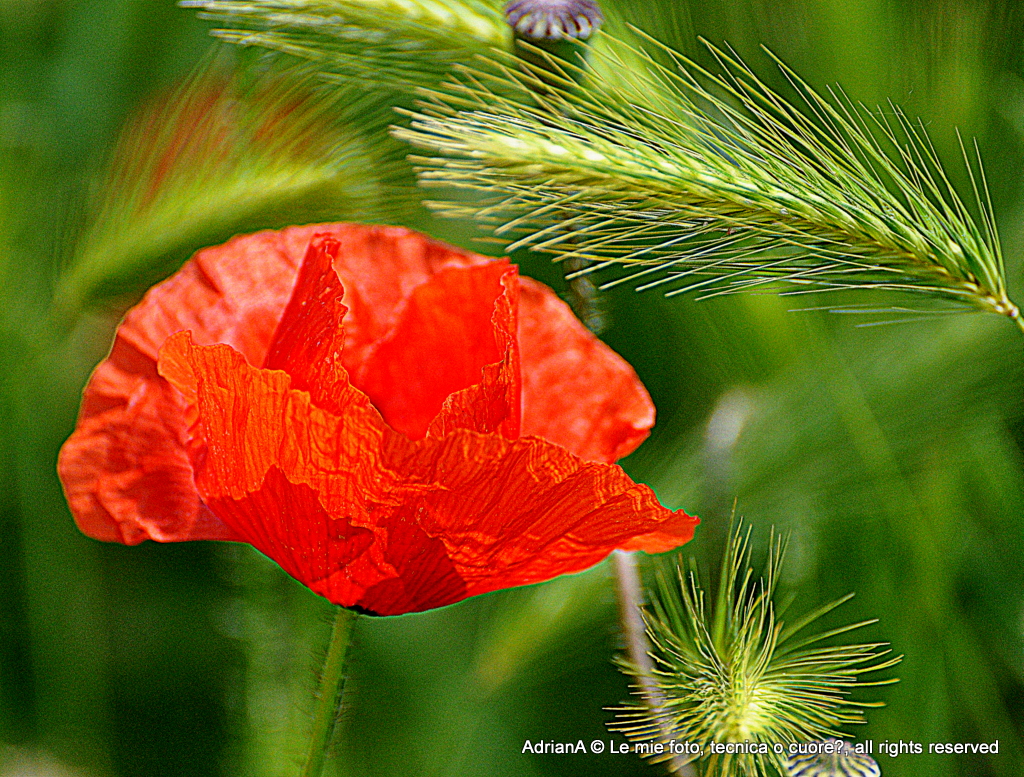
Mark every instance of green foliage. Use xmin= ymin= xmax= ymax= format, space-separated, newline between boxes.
xmin=3 ymin=0 xmax=1024 ymax=776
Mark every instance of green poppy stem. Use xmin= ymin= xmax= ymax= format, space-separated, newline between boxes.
xmin=610 ymin=550 xmax=694 ymax=776
xmin=301 ymin=606 xmax=356 ymax=777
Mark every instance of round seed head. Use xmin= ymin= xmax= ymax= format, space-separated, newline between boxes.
xmin=504 ymin=0 xmax=604 ymax=40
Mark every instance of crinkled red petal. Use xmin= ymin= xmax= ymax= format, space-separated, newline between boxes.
xmin=58 ymin=223 xmax=665 ymax=548
xmin=56 ymin=350 xmax=227 ymax=544
xmin=56 ymin=226 xmax=312 ymax=543
xmin=353 ymin=260 xmax=521 ymax=441
xmin=158 ymin=334 xmax=696 ymax=615
xmin=156 ymin=246 xmax=697 ymax=615
xmin=318 ymin=225 xmax=495 ymax=376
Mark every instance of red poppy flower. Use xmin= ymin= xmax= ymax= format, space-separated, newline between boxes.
xmin=58 ymin=224 xmax=697 ymax=615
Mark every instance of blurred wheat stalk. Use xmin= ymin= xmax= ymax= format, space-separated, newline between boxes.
xmin=181 ymin=0 xmax=510 ymax=87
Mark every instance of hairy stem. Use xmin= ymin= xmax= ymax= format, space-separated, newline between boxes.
xmin=611 ymin=550 xmax=694 ymax=776
xmin=301 ymin=607 xmax=356 ymax=777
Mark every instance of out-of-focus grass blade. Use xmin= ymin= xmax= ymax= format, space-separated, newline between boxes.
xmin=54 ymin=55 xmax=410 ymax=321
xmin=182 ymin=0 xmax=509 ymax=91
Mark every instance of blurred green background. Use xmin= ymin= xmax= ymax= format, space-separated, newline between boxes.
xmin=3 ymin=0 xmax=1024 ymax=775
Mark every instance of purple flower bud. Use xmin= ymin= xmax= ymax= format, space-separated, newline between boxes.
xmin=504 ymin=0 xmax=604 ymax=41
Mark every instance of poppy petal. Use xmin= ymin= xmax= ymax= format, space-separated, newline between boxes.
xmin=262 ymin=234 xmax=357 ymax=412
xmin=59 ymin=222 xmax=680 ymax=569
xmin=322 ymin=224 xmax=495 ymax=376
xmin=56 ymin=344 xmax=231 ymax=544
xmin=518 ymin=277 xmax=655 ymax=464
xmin=158 ymin=259 xmax=697 ymax=615
xmin=56 ymin=226 xmax=318 ymax=543
xmin=425 ymin=267 xmax=520 ymax=441
xmin=159 ymin=332 xmax=696 ymax=615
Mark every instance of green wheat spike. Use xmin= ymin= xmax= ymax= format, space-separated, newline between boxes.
xmin=398 ymin=33 xmax=1024 ymax=331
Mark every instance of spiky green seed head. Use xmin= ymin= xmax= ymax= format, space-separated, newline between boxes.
xmin=610 ymin=524 xmax=900 ymax=777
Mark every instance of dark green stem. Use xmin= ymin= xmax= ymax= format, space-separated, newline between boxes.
xmin=301 ymin=607 xmax=356 ymax=777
